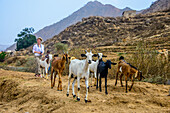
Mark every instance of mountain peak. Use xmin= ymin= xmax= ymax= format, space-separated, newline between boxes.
xmin=86 ymin=1 xmax=103 ymax=7
xmin=122 ymin=7 xmax=133 ymax=11
xmin=35 ymin=1 xmax=133 ymax=41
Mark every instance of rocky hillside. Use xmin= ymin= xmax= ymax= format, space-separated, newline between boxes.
xmin=39 ymin=9 xmax=170 ymax=54
xmin=35 ymin=1 xmax=133 ymax=41
xmin=142 ymin=0 xmax=170 ymax=14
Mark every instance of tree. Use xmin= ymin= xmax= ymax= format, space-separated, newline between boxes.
xmin=15 ymin=27 xmax=36 ymax=51
xmin=0 ymin=52 xmax=6 ymax=62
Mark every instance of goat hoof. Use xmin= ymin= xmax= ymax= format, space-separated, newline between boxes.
xmin=73 ymin=95 xmax=76 ymax=98
xmin=51 ymin=87 xmax=53 ymax=89
xmin=126 ymin=91 xmax=128 ymax=93
xmin=84 ymin=99 xmax=91 ymax=103
xmin=57 ymin=90 xmax=62 ymax=91
xmin=106 ymin=92 xmax=108 ymax=95
xmin=66 ymin=94 xmax=69 ymax=97
xmin=77 ymin=98 xmax=80 ymax=101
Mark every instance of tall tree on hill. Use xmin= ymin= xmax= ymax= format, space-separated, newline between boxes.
xmin=15 ymin=27 xmax=36 ymax=51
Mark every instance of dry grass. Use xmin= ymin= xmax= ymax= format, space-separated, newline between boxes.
xmin=122 ymin=42 xmax=169 ymax=84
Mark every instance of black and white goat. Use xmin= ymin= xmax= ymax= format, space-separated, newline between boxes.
xmin=89 ymin=53 xmax=107 ymax=86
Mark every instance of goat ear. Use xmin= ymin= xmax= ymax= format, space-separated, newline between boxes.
xmin=111 ymin=62 xmax=117 ymax=65
xmin=92 ymin=54 xmax=98 ymax=57
xmin=81 ymin=54 xmax=87 ymax=57
xmin=102 ymin=55 xmax=107 ymax=57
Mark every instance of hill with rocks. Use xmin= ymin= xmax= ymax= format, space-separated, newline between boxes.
xmin=142 ymin=0 xmax=170 ymax=14
xmin=38 ymin=9 xmax=170 ymax=55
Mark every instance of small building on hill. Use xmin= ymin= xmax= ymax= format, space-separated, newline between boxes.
xmin=122 ymin=10 xmax=136 ymax=17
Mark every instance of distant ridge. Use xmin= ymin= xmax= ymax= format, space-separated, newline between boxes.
xmin=5 ymin=43 xmax=16 ymax=51
xmin=0 ymin=45 xmax=10 ymax=51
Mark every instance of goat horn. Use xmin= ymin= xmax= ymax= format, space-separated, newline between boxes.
xmin=63 ymin=50 xmax=65 ymax=54
xmin=85 ymin=50 xmax=87 ymax=53
xmin=67 ymin=51 xmax=68 ymax=54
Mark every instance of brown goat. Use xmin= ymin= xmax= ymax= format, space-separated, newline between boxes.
xmin=115 ymin=56 xmax=144 ymax=93
xmin=51 ymin=52 xmax=69 ymax=91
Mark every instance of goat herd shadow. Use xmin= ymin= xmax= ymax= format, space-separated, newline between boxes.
xmin=62 ymin=78 xmax=148 ymax=96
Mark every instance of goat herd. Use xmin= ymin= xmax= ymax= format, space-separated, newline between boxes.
xmin=39 ymin=50 xmax=145 ymax=103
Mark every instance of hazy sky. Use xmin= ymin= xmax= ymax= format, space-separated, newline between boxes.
xmin=0 ymin=0 xmax=157 ymax=46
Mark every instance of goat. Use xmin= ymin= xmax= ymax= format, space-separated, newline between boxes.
xmin=66 ymin=50 xmax=97 ymax=103
xmin=51 ymin=52 xmax=69 ymax=91
xmin=40 ymin=54 xmax=53 ymax=79
xmin=96 ymin=59 xmax=117 ymax=94
xmin=115 ymin=56 xmax=145 ymax=93
xmin=89 ymin=53 xmax=107 ymax=86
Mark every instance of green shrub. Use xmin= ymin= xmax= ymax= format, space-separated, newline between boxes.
xmin=0 ymin=52 xmax=6 ymax=62
xmin=55 ymin=43 xmax=68 ymax=53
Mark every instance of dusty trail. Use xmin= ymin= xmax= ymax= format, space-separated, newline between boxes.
xmin=0 ymin=69 xmax=169 ymax=113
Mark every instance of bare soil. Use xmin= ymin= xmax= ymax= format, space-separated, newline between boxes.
xmin=0 ymin=69 xmax=169 ymax=113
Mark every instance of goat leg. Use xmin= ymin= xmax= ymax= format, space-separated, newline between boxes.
xmin=120 ymin=73 xmax=124 ymax=87
xmin=125 ymin=76 xmax=128 ymax=93
xmin=77 ymin=77 xmax=80 ymax=101
xmin=67 ymin=73 xmax=72 ymax=97
xmin=129 ymin=76 xmax=134 ymax=91
xmin=115 ymin=72 xmax=119 ymax=86
xmin=85 ymin=78 xmax=89 ymax=103
xmin=99 ymin=74 xmax=102 ymax=92
xmin=96 ymin=71 xmax=99 ymax=89
xmin=53 ymin=72 xmax=57 ymax=88
xmin=51 ymin=68 xmax=54 ymax=88
xmin=57 ymin=74 xmax=62 ymax=91
xmin=105 ymin=74 xmax=108 ymax=95
xmin=72 ymin=77 xmax=76 ymax=98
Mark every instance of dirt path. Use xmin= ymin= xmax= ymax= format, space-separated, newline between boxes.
xmin=0 ymin=69 xmax=169 ymax=113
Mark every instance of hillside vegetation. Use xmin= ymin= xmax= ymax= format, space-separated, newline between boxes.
xmin=42 ymin=10 xmax=170 ymax=54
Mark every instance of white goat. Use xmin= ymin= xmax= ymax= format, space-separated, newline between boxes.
xmin=40 ymin=54 xmax=53 ymax=79
xmin=89 ymin=53 xmax=107 ymax=86
xmin=66 ymin=50 xmax=97 ymax=103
